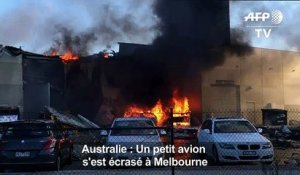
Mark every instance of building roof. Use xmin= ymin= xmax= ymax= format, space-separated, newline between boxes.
xmin=0 ymin=45 xmax=61 ymax=62
xmin=3 ymin=46 xmax=45 ymax=57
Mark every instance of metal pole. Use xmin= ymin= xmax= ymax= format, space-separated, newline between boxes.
xmin=170 ymin=107 xmax=174 ymax=145
xmin=169 ymin=107 xmax=175 ymax=175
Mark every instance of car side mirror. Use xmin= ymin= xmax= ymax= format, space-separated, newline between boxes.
xmin=203 ymin=129 xmax=211 ymax=134
xmin=100 ymin=130 xmax=108 ymax=136
xmin=160 ymin=130 xmax=167 ymax=135
xmin=257 ymin=128 xmax=263 ymax=134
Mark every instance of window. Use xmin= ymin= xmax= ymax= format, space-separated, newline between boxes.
xmin=214 ymin=121 xmax=257 ymax=133
xmin=3 ymin=123 xmax=50 ymax=139
xmin=111 ymin=120 xmax=157 ymax=136
xmin=201 ymin=120 xmax=212 ymax=132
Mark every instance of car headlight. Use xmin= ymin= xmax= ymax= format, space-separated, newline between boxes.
xmin=262 ymin=143 xmax=272 ymax=149
xmin=219 ymin=143 xmax=235 ymax=149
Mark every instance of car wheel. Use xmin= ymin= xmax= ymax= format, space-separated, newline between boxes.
xmin=212 ymin=146 xmax=220 ymax=165
xmin=54 ymin=154 xmax=61 ymax=171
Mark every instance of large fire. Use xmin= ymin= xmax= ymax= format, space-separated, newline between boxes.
xmin=172 ymin=91 xmax=189 ymax=116
xmin=124 ymin=91 xmax=190 ymax=127
xmin=124 ymin=100 xmax=166 ymax=126
xmin=60 ymin=50 xmax=79 ymax=63
xmin=45 ymin=49 xmax=79 ymax=63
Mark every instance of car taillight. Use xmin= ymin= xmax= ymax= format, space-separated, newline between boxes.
xmin=43 ymin=138 xmax=56 ymax=150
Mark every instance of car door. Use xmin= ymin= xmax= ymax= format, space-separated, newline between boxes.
xmin=198 ymin=119 xmax=214 ymax=156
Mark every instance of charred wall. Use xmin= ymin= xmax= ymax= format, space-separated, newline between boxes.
xmin=64 ymin=55 xmax=103 ymax=121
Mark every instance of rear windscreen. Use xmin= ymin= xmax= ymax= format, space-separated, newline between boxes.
xmin=111 ymin=120 xmax=157 ymax=136
xmin=3 ymin=123 xmax=51 ymax=139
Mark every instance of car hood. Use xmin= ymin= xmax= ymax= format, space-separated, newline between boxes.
xmin=213 ymin=133 xmax=270 ymax=143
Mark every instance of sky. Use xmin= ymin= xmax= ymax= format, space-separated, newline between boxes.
xmin=0 ymin=0 xmax=300 ymax=54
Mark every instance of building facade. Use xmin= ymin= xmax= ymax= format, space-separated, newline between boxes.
xmin=0 ymin=46 xmax=65 ymax=119
xmin=201 ymin=47 xmax=300 ymax=123
xmin=0 ymin=45 xmax=23 ymax=111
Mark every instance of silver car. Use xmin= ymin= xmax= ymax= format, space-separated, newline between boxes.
xmin=106 ymin=117 xmax=165 ymax=163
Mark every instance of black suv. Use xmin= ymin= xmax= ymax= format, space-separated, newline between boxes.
xmin=0 ymin=120 xmax=73 ymax=171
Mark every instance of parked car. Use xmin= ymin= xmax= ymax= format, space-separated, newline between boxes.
xmin=197 ymin=118 xmax=274 ymax=164
xmin=0 ymin=120 xmax=73 ymax=171
xmin=106 ymin=117 xmax=165 ymax=163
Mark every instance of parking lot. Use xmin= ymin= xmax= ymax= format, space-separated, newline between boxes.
xmin=4 ymin=161 xmax=300 ymax=175
xmin=2 ymin=135 xmax=300 ymax=174
xmin=1 ymin=113 xmax=300 ymax=174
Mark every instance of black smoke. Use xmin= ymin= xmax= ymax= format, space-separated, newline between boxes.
xmin=44 ymin=1 xmax=157 ymax=56
xmin=45 ymin=26 xmax=97 ymax=56
xmin=106 ymin=0 xmax=252 ymax=111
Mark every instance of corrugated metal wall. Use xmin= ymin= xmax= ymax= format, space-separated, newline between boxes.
xmin=0 ymin=52 xmax=23 ymax=112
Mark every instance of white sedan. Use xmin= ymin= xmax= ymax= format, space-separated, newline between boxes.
xmin=197 ymin=118 xmax=274 ymax=164
xmin=106 ymin=117 xmax=165 ymax=162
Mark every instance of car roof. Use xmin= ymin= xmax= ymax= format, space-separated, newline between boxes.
xmin=114 ymin=117 xmax=154 ymax=121
xmin=208 ymin=117 xmax=248 ymax=122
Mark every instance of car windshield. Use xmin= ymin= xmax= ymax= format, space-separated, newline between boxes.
xmin=214 ymin=120 xmax=257 ymax=133
xmin=3 ymin=123 xmax=51 ymax=139
xmin=110 ymin=120 xmax=157 ymax=136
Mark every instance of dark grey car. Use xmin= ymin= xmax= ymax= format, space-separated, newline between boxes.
xmin=0 ymin=120 xmax=73 ymax=171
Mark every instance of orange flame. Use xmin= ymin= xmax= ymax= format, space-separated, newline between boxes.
xmin=173 ymin=97 xmax=189 ymax=116
xmin=124 ymin=100 xmax=166 ymax=126
xmin=172 ymin=90 xmax=190 ymax=127
xmin=60 ymin=50 xmax=78 ymax=62
xmin=123 ymin=91 xmax=190 ymax=127
xmin=44 ymin=49 xmax=79 ymax=63
xmin=103 ymin=53 xmax=109 ymax=59
xmin=124 ymin=106 xmax=145 ymax=117
xmin=150 ymin=100 xmax=165 ymax=126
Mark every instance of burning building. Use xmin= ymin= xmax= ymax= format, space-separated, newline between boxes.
xmin=2 ymin=43 xmax=300 ymax=127
xmin=0 ymin=45 xmax=103 ymax=121
xmin=0 ymin=0 xmax=252 ymax=126
xmin=94 ymin=0 xmax=238 ymax=126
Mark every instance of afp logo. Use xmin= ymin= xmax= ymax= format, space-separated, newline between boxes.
xmin=244 ymin=10 xmax=283 ymax=38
